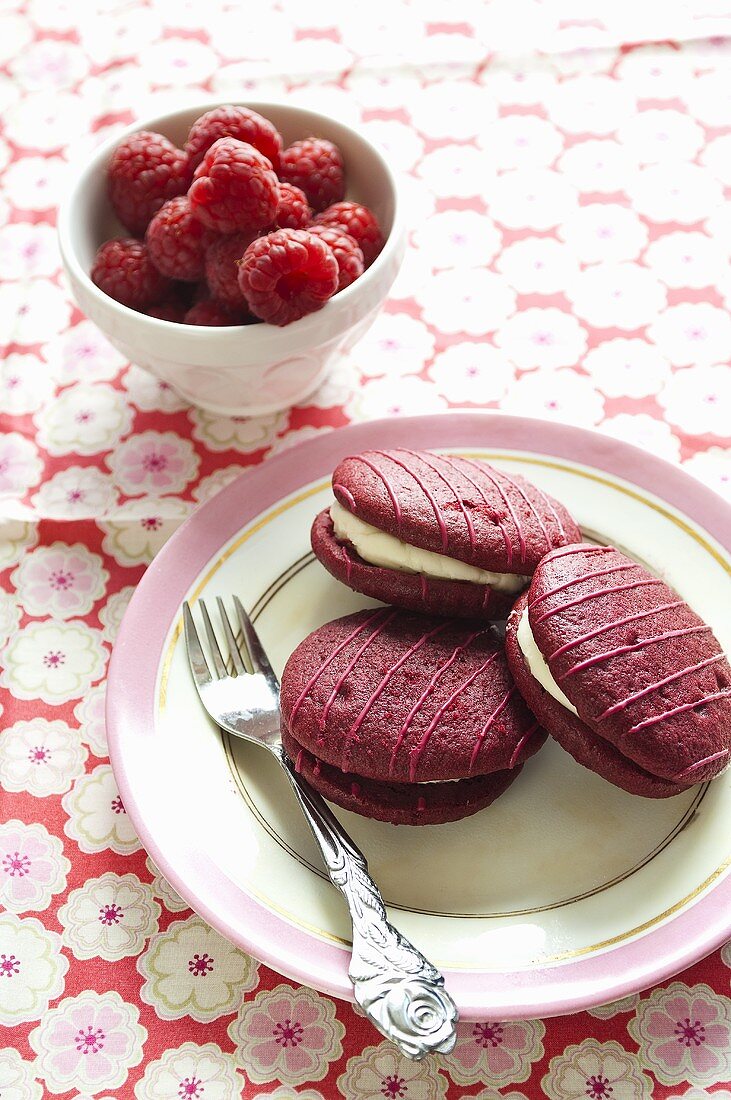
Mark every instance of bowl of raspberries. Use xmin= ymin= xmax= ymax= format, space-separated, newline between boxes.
xmin=58 ymin=101 xmax=404 ymax=416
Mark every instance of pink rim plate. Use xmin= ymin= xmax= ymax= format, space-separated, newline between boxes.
xmin=107 ymin=412 xmax=731 ymax=1018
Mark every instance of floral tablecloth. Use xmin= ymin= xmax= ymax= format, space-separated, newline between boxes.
xmin=2 ymin=2 xmax=731 ymax=1097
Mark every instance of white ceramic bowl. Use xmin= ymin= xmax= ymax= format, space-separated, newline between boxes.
xmin=58 ymin=101 xmax=405 ymax=417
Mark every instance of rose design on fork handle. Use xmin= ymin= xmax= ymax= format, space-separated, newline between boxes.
xmin=353 ymin=969 xmax=458 ymax=1059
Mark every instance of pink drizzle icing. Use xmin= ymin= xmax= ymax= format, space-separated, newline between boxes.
xmin=532 ymin=484 xmax=567 ymax=542
xmin=532 ymin=577 xmax=663 ymax=626
xmin=319 ymin=610 xmax=399 ymax=730
xmin=458 ymin=456 xmax=527 ymax=566
xmin=398 ymin=448 xmax=477 ymax=553
xmin=374 ymin=449 xmax=449 ymax=552
xmin=443 ymin=456 xmax=515 ymax=569
xmin=529 ymin=561 xmax=638 ymax=608
xmin=496 ymin=468 xmax=552 ymax=553
xmin=542 ymin=544 xmax=615 ymax=565
xmin=288 ymin=609 xmax=388 ymax=727
xmin=388 ymin=629 xmax=488 ymax=776
xmin=341 ymin=622 xmax=451 ymax=770
xmin=408 ymin=650 xmax=501 ymax=782
xmin=333 ymin=482 xmax=356 ymax=511
xmin=559 ymin=624 xmax=714 ymax=680
xmin=468 ymin=685 xmax=516 ymax=771
xmin=627 ymin=688 xmax=731 ymax=734
xmin=673 ymin=749 xmax=730 ymax=781
xmin=507 ymin=720 xmax=541 ymax=770
xmin=357 ymin=455 xmax=402 ymax=535
xmin=598 ymin=653 xmax=727 ymax=721
xmin=547 ymin=599 xmax=685 ymax=662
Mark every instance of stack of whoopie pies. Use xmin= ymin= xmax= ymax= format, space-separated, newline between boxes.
xmin=279 ymin=449 xmax=731 ymax=825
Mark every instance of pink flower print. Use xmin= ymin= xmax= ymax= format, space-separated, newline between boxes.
xmin=99 ymin=903 xmax=123 ymax=926
xmin=3 ymin=851 xmax=31 ymax=877
xmin=0 ymin=432 xmax=42 ymax=498
xmin=0 ymin=821 xmax=69 ymax=913
xmin=108 ymin=431 xmax=199 ymax=495
xmin=75 ymin=1024 xmax=106 ymax=1054
xmin=381 ymin=1073 xmax=408 ymax=1098
xmin=629 ymin=982 xmax=731 ymax=1087
xmin=273 ymin=1018 xmax=304 ymax=1047
xmin=188 ymin=952 xmax=214 ymax=976
xmin=111 ymin=795 xmax=125 ymax=814
xmin=178 ymin=1076 xmax=204 ymax=1098
xmin=28 ymin=744 xmax=51 ymax=764
xmin=0 ymin=953 xmax=20 ymax=977
xmin=43 ymin=649 xmax=66 ymax=668
xmin=15 ymin=543 xmax=107 ymax=619
xmin=447 ymin=1017 xmax=545 ymax=1086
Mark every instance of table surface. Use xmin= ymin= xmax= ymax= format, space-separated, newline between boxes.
xmin=2 ymin=3 xmax=731 ymax=1097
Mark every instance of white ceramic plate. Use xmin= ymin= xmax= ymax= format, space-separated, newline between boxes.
xmin=107 ymin=414 xmax=731 ymax=1019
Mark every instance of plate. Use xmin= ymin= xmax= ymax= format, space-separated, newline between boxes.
xmin=107 ymin=413 xmax=731 ymax=1019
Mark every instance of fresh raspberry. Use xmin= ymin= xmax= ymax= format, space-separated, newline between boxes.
xmin=204 ymin=232 xmax=256 ymax=311
xmin=145 ymin=196 xmax=213 ymax=282
xmin=275 ymin=182 xmax=311 ymax=230
xmin=185 ymin=105 xmax=283 ymax=171
xmin=313 ymin=201 xmax=384 ymax=267
xmin=189 ymin=137 xmax=279 ymax=234
xmin=144 ymin=298 xmax=187 ymax=322
xmin=306 ymin=225 xmax=364 ymax=291
xmin=107 ymin=130 xmax=191 ymax=236
xmin=238 ymin=229 xmax=338 ymax=326
xmin=278 ymin=138 xmax=345 ymax=213
xmin=184 ymin=299 xmax=243 ymax=326
xmin=91 ymin=238 xmax=171 ymax=309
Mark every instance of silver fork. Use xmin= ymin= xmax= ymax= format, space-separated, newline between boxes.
xmin=183 ymin=596 xmax=458 ymax=1060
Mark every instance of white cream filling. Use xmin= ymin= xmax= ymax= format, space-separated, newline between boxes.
xmin=516 ymin=608 xmax=578 ymax=716
xmin=330 ymin=501 xmax=527 ymax=593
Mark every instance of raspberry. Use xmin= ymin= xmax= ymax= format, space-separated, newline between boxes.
xmin=278 ymin=138 xmax=345 ymax=213
xmin=91 ymin=238 xmax=171 ymax=309
xmin=184 ymin=299 xmax=243 ymax=326
xmin=275 ymin=182 xmax=311 ymax=230
xmin=314 ymin=201 xmax=384 ymax=267
xmin=144 ymin=298 xmax=187 ymax=322
xmin=204 ymin=232 xmax=255 ymax=311
xmin=107 ymin=130 xmax=191 ymax=236
xmin=185 ymin=105 xmax=283 ymax=171
xmin=306 ymin=225 xmax=364 ymax=291
xmin=189 ymin=137 xmax=279 ymax=234
xmin=145 ymin=196 xmax=213 ymax=282
xmin=238 ymin=229 xmax=338 ymax=326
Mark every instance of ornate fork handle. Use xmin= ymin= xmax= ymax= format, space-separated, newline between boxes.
xmin=277 ymin=747 xmax=458 ymax=1059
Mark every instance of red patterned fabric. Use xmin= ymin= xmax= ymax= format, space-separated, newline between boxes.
xmin=1 ymin=4 xmax=731 ymax=1097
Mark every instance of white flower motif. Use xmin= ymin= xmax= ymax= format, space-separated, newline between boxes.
xmin=482 ymin=55 xmax=558 ymax=106
xmin=98 ymin=586 xmax=135 ymax=642
xmin=134 ymin=1041 xmax=241 ymax=1100
xmin=545 ymin=75 xmax=636 ymax=134
xmin=1 ymin=352 xmax=55 ymax=415
xmin=137 ymin=37 xmax=218 ymax=85
xmin=253 ymin=1089 xmax=325 ymax=1100
xmin=29 ymin=989 xmax=146 ymax=1094
xmin=0 ymin=13 xmax=32 ymax=65
xmin=0 ymin=1047 xmax=43 ymax=1100
xmin=1 ymin=620 xmax=106 ymax=705
xmin=628 ymin=981 xmax=731 ymax=1087
xmin=44 ymin=320 xmax=126 ymax=385
xmin=192 ymin=466 xmax=247 ymax=504
xmin=0 ymin=590 xmax=20 ymax=647
xmin=346 ymin=376 xmax=448 ymax=421
xmin=487 ymin=168 xmax=578 ymax=230
xmin=228 ymin=983 xmax=343 ymax=1084
xmin=409 ymin=81 xmax=496 ymax=141
xmin=645 ymin=231 xmax=729 ymax=290
xmin=701 ymin=133 xmax=731 ymax=187
xmin=500 ymin=369 xmax=604 ymax=427
xmin=415 ymin=145 xmax=496 ymax=199
xmin=122 ymin=365 xmax=189 ymax=412
xmin=1 ymin=154 xmax=69 ymax=212
xmin=31 ymin=465 xmax=119 ymax=519
xmin=496 ymin=238 xmax=579 ymax=295
xmin=658 ymin=364 xmax=731 ymax=435
xmin=0 ymin=432 xmax=43 ymax=499
xmin=615 ymin=45 xmax=692 ymax=99
xmin=415 ymin=269 xmax=516 ymax=335
xmin=0 ymin=820 xmax=69 ymax=913
xmin=480 ymin=114 xmax=563 ymax=169
xmin=36 ymin=383 xmax=134 ymax=457
xmin=10 ymin=37 xmax=87 ymax=91
xmin=583 ymin=338 xmax=671 ymax=399
xmin=0 ymin=279 xmax=72 ymax=344
xmin=189 ymin=409 xmax=286 ymax=454
xmin=683 ymin=448 xmax=731 ymax=503
xmin=338 ymin=1040 xmax=447 ymax=1099
xmin=0 ymin=912 xmax=68 ymax=1025
xmin=0 ymin=718 xmax=87 ymax=796
xmin=411 ymin=210 xmax=501 ymax=272
xmin=0 ymin=518 xmax=38 ymax=568
xmin=352 ymin=313 xmax=435 ymax=378
xmin=107 ymin=431 xmax=200 ymax=496
xmin=62 ymin=765 xmax=140 ymax=855
xmin=0 ymin=223 xmax=60 ymax=280
xmin=74 ymin=683 xmax=108 ymax=757
xmin=59 ymin=872 xmax=160 ymax=961
xmin=601 ymin=414 xmax=681 ymax=462
xmin=567 ymin=263 xmax=666 ymax=330
xmin=587 ymin=993 xmax=640 ymax=1019
xmin=558 ymin=138 xmax=638 ymax=194
xmin=13 ymin=542 xmax=108 ymax=618
xmin=617 ymin=109 xmax=704 ymax=164
xmin=100 ymin=497 xmax=191 ymax=566
xmin=542 ymin=1038 xmax=652 ymax=1099
xmin=139 ymin=914 xmax=259 ymax=1022
xmin=649 ymin=305 xmax=731 ymax=366
xmin=360 ymin=118 xmax=425 ymax=172
xmin=628 ymin=164 xmax=723 ymax=225
xmin=495 ymin=308 xmax=587 ymax=370
xmin=146 ymin=856 xmax=190 ymax=913
xmin=445 ymin=1018 xmax=545 ymax=1086
xmin=686 ymin=71 xmax=731 ymax=127
xmin=428 ymin=343 xmax=514 ymax=404
xmin=78 ymin=5 xmax=162 ymax=66
xmin=559 ymin=204 xmax=648 ymax=264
